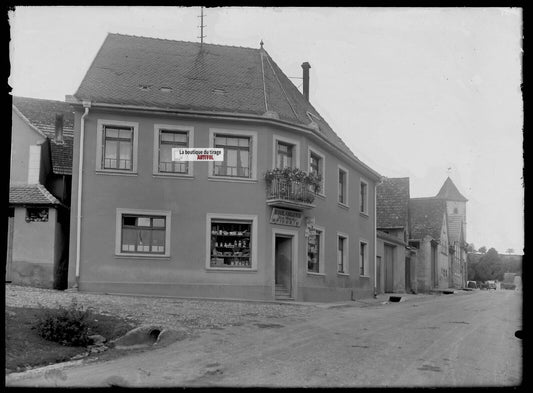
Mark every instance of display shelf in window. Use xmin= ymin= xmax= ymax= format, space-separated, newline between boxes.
xmin=26 ymin=208 xmax=49 ymax=222
xmin=210 ymin=221 xmax=252 ymax=268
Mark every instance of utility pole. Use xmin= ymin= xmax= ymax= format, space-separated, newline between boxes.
xmin=198 ymin=7 xmax=206 ymax=46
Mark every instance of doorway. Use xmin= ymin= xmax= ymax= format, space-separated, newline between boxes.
xmin=384 ymin=244 xmax=394 ymax=293
xmin=6 ymin=208 xmax=14 ymax=282
xmin=405 ymin=257 xmax=411 ymax=293
xmin=274 ymin=232 xmax=296 ymax=300
xmin=431 ymin=243 xmax=438 ymax=288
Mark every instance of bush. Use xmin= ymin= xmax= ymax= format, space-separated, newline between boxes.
xmin=33 ymin=299 xmax=95 ymax=346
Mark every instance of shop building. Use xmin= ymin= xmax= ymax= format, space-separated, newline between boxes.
xmin=67 ymin=34 xmax=381 ymax=302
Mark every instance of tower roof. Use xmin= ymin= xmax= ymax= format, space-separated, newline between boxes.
xmin=435 ymin=177 xmax=468 ymax=202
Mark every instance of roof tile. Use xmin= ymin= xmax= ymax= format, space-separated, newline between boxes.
xmin=377 ymin=177 xmax=410 ymax=229
xmin=9 ymin=183 xmax=61 ymax=205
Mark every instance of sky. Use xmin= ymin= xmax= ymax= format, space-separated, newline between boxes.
xmin=8 ymin=6 xmax=523 ymax=254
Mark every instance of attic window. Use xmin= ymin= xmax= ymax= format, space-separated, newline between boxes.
xmin=160 ymin=87 xmax=173 ymax=93
xmin=139 ymin=84 xmax=152 ymax=91
xmin=213 ymin=89 xmax=226 ymax=95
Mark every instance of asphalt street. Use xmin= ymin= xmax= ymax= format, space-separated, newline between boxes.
xmin=6 ymin=289 xmax=522 ymax=387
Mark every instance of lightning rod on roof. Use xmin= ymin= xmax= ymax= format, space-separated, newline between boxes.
xmin=198 ymin=6 xmax=207 ymax=46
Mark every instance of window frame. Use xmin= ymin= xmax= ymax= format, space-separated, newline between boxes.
xmin=307 ymin=225 xmax=325 ymax=275
xmin=359 ymin=239 xmax=369 ymax=277
xmin=337 ymin=232 xmax=349 ymax=275
xmin=208 ymin=128 xmax=258 ymax=182
xmin=205 ymin=213 xmax=258 ymax=271
xmin=115 ymin=208 xmax=171 ymax=258
xmin=360 ymin=178 xmax=369 ymax=215
xmin=308 ymin=146 xmax=326 ymax=197
xmin=153 ymin=124 xmax=194 ymax=177
xmin=272 ymin=134 xmax=300 ymax=169
xmin=96 ymin=119 xmax=139 ymax=174
xmin=337 ymin=165 xmax=349 ymax=207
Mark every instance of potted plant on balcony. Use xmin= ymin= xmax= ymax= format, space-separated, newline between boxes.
xmin=264 ymin=167 xmax=322 ymax=204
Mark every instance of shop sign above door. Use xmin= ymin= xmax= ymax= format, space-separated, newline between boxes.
xmin=270 ymin=208 xmax=302 ymax=227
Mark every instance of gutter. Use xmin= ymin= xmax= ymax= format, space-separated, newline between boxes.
xmin=66 ymin=98 xmax=382 ymax=182
xmin=75 ymin=101 xmax=91 ymax=288
xmin=373 ymin=180 xmax=380 ymax=298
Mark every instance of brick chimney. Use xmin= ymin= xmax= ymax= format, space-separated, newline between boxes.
xmin=301 ymin=62 xmax=311 ymax=101
xmin=55 ymin=113 xmax=64 ymax=143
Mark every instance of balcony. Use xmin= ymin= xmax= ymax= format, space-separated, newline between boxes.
xmin=266 ymin=174 xmax=316 ymax=211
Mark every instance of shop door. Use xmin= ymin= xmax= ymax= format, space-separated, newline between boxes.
xmin=5 ymin=208 xmax=14 ymax=282
xmin=405 ymin=257 xmax=411 ymax=293
xmin=275 ymin=236 xmax=292 ymax=295
xmin=384 ymin=245 xmax=394 ymax=293
xmin=376 ymin=256 xmax=382 ymax=294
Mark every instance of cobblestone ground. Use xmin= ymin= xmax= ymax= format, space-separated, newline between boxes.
xmin=6 ymin=284 xmax=318 ymax=333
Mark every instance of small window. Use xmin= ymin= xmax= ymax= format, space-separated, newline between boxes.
xmin=276 ymin=141 xmax=294 ymax=169
xmin=360 ymin=180 xmax=368 ymax=214
xmin=453 ymin=207 xmax=458 ymax=214
xmin=309 ymin=151 xmax=324 ymax=194
xmin=337 ymin=235 xmax=348 ymax=274
xmin=213 ymin=134 xmax=251 ymax=178
xmin=307 ymin=229 xmax=322 ymax=273
xmin=338 ymin=168 xmax=347 ymax=205
xmin=360 ymin=241 xmax=369 ymax=276
xmin=26 ymin=207 xmax=49 ymax=222
xmin=210 ymin=220 xmax=252 ymax=268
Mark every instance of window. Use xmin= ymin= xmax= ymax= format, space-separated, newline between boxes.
xmin=206 ymin=213 xmax=258 ymax=270
xmin=103 ymin=126 xmax=133 ymax=170
xmin=308 ymin=148 xmax=325 ymax=195
xmin=26 ymin=207 xmax=49 ymax=222
xmin=153 ymin=124 xmax=194 ymax=176
xmin=276 ymin=142 xmax=294 ymax=168
xmin=453 ymin=207 xmax=458 ymax=214
xmin=115 ymin=209 xmax=171 ymax=257
xmin=307 ymin=228 xmax=324 ymax=273
xmin=360 ymin=241 xmax=369 ymax=276
xmin=338 ymin=167 xmax=348 ymax=205
xmin=360 ymin=179 xmax=368 ymax=214
xmin=96 ymin=120 xmax=138 ymax=173
xmin=337 ymin=234 xmax=348 ymax=274
xmin=214 ymin=135 xmax=251 ymax=178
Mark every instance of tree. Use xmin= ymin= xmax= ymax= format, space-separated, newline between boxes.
xmin=474 ymin=248 xmax=504 ymax=281
xmin=478 ymin=246 xmax=487 ymax=254
xmin=467 ymin=243 xmax=476 ymax=253
xmin=506 ymin=248 xmax=515 ymax=255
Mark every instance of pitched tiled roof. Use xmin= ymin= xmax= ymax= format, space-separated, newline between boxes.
xmin=9 ymin=183 xmax=61 ymax=205
xmin=435 ymin=177 xmax=468 ymax=202
xmin=12 ymin=96 xmax=74 ymax=175
xmin=409 ymin=197 xmax=447 ymax=241
xmin=73 ymin=33 xmax=374 ymax=175
xmin=376 ymin=177 xmax=410 ymax=229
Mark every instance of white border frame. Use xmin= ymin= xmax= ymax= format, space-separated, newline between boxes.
xmin=336 ymin=231 xmax=349 ymax=275
xmin=359 ymin=238 xmax=370 ymax=277
xmin=96 ymin=119 xmax=139 ymax=174
xmin=115 ymin=208 xmax=172 ymax=258
xmin=308 ymin=146 xmax=326 ymax=197
xmin=306 ymin=224 xmax=325 ymax=275
xmin=208 ymin=128 xmax=258 ymax=182
xmin=206 ymin=213 xmax=258 ymax=271
xmin=272 ymin=134 xmax=301 ymax=169
xmin=153 ymin=124 xmax=195 ymax=177
xmin=360 ymin=178 xmax=369 ymax=216
xmin=337 ymin=164 xmax=349 ymax=207
xmin=272 ymin=227 xmax=299 ymax=298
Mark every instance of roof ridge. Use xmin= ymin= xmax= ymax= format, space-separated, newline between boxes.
xmin=107 ymin=32 xmax=260 ymax=52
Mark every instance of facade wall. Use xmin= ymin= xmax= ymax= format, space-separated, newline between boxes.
xmin=69 ymin=108 xmax=377 ymax=301
xmin=11 ymin=207 xmax=57 ymax=288
xmin=415 ymin=239 xmax=431 ymax=292
xmin=10 ymin=111 xmax=46 ymax=183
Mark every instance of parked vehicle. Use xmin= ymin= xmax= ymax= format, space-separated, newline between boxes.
xmin=486 ymin=280 xmax=497 ymax=290
xmin=467 ymin=280 xmax=477 ymax=289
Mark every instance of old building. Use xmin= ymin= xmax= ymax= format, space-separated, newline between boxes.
xmin=8 ymin=97 xmax=74 ymax=288
xmin=376 ymin=177 xmax=417 ymax=294
xmin=408 ymin=177 xmax=468 ymax=292
xmin=66 ymin=34 xmax=381 ymax=302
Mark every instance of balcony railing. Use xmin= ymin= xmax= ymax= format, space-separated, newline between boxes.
xmin=266 ymin=175 xmax=316 ymax=210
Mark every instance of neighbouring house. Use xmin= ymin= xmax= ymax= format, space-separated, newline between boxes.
xmin=8 ymin=96 xmax=74 ymax=289
xmin=66 ymin=33 xmax=381 ymax=302
xmin=408 ymin=177 xmax=468 ymax=292
xmin=376 ymin=177 xmax=417 ymax=294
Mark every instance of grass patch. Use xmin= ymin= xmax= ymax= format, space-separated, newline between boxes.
xmin=5 ymin=306 xmax=136 ymax=372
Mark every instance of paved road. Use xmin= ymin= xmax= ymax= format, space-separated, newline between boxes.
xmin=7 ymin=290 xmax=522 ymax=387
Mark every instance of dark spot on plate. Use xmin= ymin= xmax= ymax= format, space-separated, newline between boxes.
xmin=254 ymin=323 xmax=284 ymax=329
